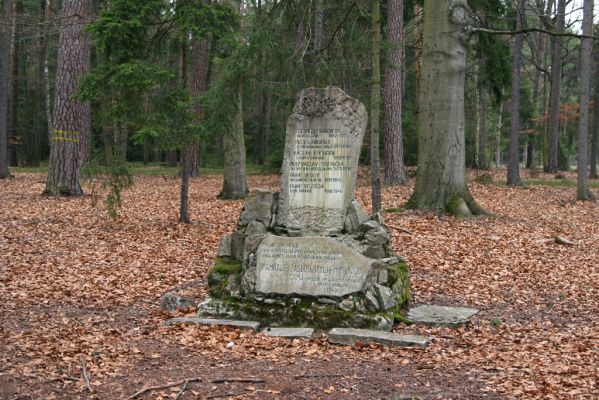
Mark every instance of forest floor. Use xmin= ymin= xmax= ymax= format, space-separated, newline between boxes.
xmin=1 ymin=170 xmax=598 ymax=399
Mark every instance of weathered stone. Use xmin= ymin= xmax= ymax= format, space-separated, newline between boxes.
xmin=364 ymin=288 xmax=380 ymax=312
xmin=328 ymin=328 xmax=431 ymax=348
xmin=364 ymin=245 xmax=386 ymax=259
xmin=164 ymin=317 xmax=261 ymax=331
xmin=377 ymin=269 xmax=388 ymax=284
xmin=245 ymin=221 xmax=267 ymax=236
xmin=216 ymin=235 xmax=232 ymax=258
xmin=230 ymin=231 xmax=245 ymax=262
xmin=159 ymin=292 xmax=197 ymax=312
xmin=365 ymin=226 xmax=391 ymax=246
xmin=263 ymin=327 xmax=314 ymax=338
xmin=407 ymin=305 xmax=479 ymax=327
xmin=255 ymin=236 xmax=378 ymax=298
xmin=373 ymin=284 xmax=396 ymax=311
xmin=360 ymin=220 xmax=381 ymax=233
xmin=381 ymin=256 xmax=402 ymax=265
xmin=338 ymin=297 xmax=354 ymax=312
xmin=238 ymin=190 xmax=275 ymax=228
xmin=277 ymin=87 xmax=368 ymax=234
xmin=344 ymin=200 xmax=370 ymax=233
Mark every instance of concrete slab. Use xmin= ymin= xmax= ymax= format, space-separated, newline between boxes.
xmin=407 ymin=305 xmax=479 ymax=327
xmin=328 ymin=328 xmax=430 ymax=348
xmin=164 ymin=317 xmax=260 ymax=331
xmin=262 ymin=327 xmax=314 ymax=338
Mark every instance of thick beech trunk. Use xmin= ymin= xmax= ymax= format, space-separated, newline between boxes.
xmin=383 ymin=0 xmax=406 ymax=186
xmin=407 ymin=0 xmax=486 ymax=216
xmin=44 ymin=0 xmax=92 ymax=196
xmin=370 ymin=0 xmax=381 ymax=213
xmin=507 ymin=0 xmax=525 ymax=186
xmin=0 ymin=0 xmax=13 ymax=178
xmin=576 ymin=0 xmax=594 ymax=200
xmin=545 ymin=0 xmax=565 ymax=173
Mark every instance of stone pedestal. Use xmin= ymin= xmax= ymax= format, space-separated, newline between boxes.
xmin=200 ymin=88 xmax=410 ymax=331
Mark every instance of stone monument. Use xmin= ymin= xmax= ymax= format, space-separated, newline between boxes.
xmin=199 ymin=87 xmax=410 ymax=331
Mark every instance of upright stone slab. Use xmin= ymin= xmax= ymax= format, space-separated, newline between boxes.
xmin=278 ymin=87 xmax=367 ymax=234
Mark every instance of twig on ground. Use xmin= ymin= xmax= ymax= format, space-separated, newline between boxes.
xmin=293 ymin=373 xmax=344 ymax=379
xmin=127 ymin=377 xmax=202 ymax=399
xmin=79 ymin=355 xmax=93 ymax=393
xmin=175 ymin=378 xmax=190 ymax=400
xmin=207 ymin=392 xmax=247 ymax=399
xmin=211 ymin=378 xmax=265 ymax=384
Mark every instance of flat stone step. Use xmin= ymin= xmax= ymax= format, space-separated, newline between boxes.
xmin=262 ymin=327 xmax=314 ymax=338
xmin=328 ymin=328 xmax=430 ymax=348
xmin=407 ymin=305 xmax=479 ymax=327
xmin=164 ymin=317 xmax=260 ymax=331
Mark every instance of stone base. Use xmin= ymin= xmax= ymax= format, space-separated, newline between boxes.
xmin=197 ymin=297 xmax=395 ymax=331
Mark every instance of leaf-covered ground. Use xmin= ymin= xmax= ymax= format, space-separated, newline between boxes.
xmin=1 ymin=171 xmax=597 ymax=399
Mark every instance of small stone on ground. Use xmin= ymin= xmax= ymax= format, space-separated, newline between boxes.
xmin=263 ymin=327 xmax=314 ymax=338
xmin=164 ymin=317 xmax=260 ymax=331
xmin=328 ymin=328 xmax=430 ymax=348
xmin=408 ymin=305 xmax=479 ymax=326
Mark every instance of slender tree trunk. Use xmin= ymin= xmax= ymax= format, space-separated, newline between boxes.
xmin=0 ymin=0 xmax=13 ymax=178
xmin=545 ymin=0 xmax=565 ymax=173
xmin=179 ymin=146 xmax=191 ymax=223
xmin=189 ymin=39 xmax=209 ymax=177
xmin=413 ymin=2 xmax=422 ymax=113
xmin=479 ymin=89 xmax=489 ymax=169
xmin=590 ymin=66 xmax=599 ymax=179
xmin=576 ymin=0 xmax=594 ymax=200
xmin=496 ymin=103 xmax=503 ymax=167
xmin=44 ymin=0 xmax=92 ymax=196
xmin=370 ymin=0 xmax=381 ymax=213
xmin=8 ymin=0 xmax=20 ymax=167
xmin=44 ymin=0 xmax=53 ymax=140
xmin=383 ymin=0 xmax=406 ymax=186
xmin=314 ymin=0 xmax=324 ymax=52
xmin=407 ymin=0 xmax=486 ymax=216
xmin=219 ymin=0 xmax=248 ymax=199
xmin=507 ymin=0 xmax=525 ymax=186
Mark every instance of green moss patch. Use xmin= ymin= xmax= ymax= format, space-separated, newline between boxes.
xmin=207 ymin=257 xmax=242 ymax=298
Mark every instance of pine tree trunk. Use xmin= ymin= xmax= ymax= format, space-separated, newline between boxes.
xmin=8 ymin=0 xmax=21 ymax=167
xmin=383 ymin=0 xmax=406 ymax=186
xmin=43 ymin=0 xmax=53 ymax=141
xmin=189 ymin=39 xmax=210 ymax=177
xmin=545 ymin=0 xmax=565 ymax=173
xmin=507 ymin=0 xmax=525 ymax=186
xmin=590 ymin=66 xmax=599 ymax=179
xmin=44 ymin=0 xmax=92 ymax=196
xmin=407 ymin=0 xmax=486 ymax=216
xmin=0 ymin=0 xmax=13 ymax=178
xmin=314 ymin=0 xmax=324 ymax=52
xmin=479 ymin=89 xmax=489 ymax=169
xmin=495 ymin=103 xmax=503 ymax=167
xmin=370 ymin=0 xmax=382 ymax=213
xmin=179 ymin=146 xmax=191 ymax=223
xmin=576 ymin=0 xmax=594 ymax=200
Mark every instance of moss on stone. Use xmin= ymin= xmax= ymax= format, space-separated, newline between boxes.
xmin=384 ymin=262 xmax=411 ymax=307
xmin=207 ymin=257 xmax=242 ymax=298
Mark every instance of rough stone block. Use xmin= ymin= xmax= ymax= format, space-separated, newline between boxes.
xmin=216 ymin=235 xmax=232 ymax=258
xmin=328 ymin=328 xmax=431 ymax=348
xmin=245 ymin=221 xmax=267 ymax=236
xmin=164 ymin=317 xmax=260 ymax=331
xmin=239 ymin=190 xmax=275 ymax=228
xmin=263 ymin=327 xmax=314 ymax=338
xmin=407 ymin=305 xmax=479 ymax=327
xmin=373 ymin=283 xmax=396 ymax=311
xmin=159 ymin=293 xmax=197 ymax=312
xmin=344 ymin=200 xmax=370 ymax=233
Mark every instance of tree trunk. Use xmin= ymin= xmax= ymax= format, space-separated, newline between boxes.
xmin=0 ymin=0 xmax=13 ymax=178
xmin=590 ymin=65 xmax=599 ymax=179
xmin=44 ymin=0 xmax=92 ymax=196
xmin=43 ymin=0 xmax=53 ymax=141
xmin=478 ymin=89 xmax=489 ymax=170
xmin=370 ymin=0 xmax=382 ymax=213
xmin=576 ymin=0 xmax=594 ymax=200
xmin=495 ymin=102 xmax=503 ymax=167
xmin=219 ymin=0 xmax=248 ymax=199
xmin=545 ymin=0 xmax=565 ymax=173
xmin=406 ymin=0 xmax=486 ymax=216
xmin=189 ymin=39 xmax=210 ymax=177
xmin=179 ymin=146 xmax=191 ymax=223
xmin=314 ymin=0 xmax=324 ymax=52
xmin=8 ymin=0 xmax=21 ymax=167
xmin=507 ymin=0 xmax=525 ymax=186
xmin=166 ymin=151 xmax=177 ymax=167
xmin=383 ymin=0 xmax=406 ymax=186
xmin=413 ymin=2 xmax=422 ymax=114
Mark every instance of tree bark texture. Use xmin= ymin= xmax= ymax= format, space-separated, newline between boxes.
xmin=314 ymin=0 xmax=324 ymax=53
xmin=383 ymin=0 xmax=406 ymax=186
xmin=370 ymin=0 xmax=382 ymax=213
xmin=545 ymin=0 xmax=565 ymax=173
xmin=0 ymin=0 xmax=13 ymax=178
xmin=576 ymin=0 xmax=594 ymax=200
xmin=478 ymin=88 xmax=489 ymax=170
xmin=590 ymin=65 xmax=599 ymax=179
xmin=220 ymin=0 xmax=248 ymax=199
xmin=44 ymin=0 xmax=92 ymax=195
xmin=189 ymin=39 xmax=210 ymax=177
xmin=8 ymin=0 xmax=20 ymax=167
xmin=179 ymin=146 xmax=191 ymax=223
xmin=407 ymin=0 xmax=486 ymax=216
xmin=507 ymin=0 xmax=525 ymax=186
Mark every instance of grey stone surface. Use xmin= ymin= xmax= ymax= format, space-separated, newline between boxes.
xmin=408 ymin=305 xmax=479 ymax=326
xmin=364 ymin=245 xmax=386 ymax=259
xmin=373 ymin=284 xmax=396 ymax=310
xmin=245 ymin=221 xmax=267 ymax=236
xmin=164 ymin=317 xmax=261 ymax=331
xmin=159 ymin=293 xmax=197 ymax=312
xmin=344 ymin=200 xmax=370 ymax=233
xmin=328 ymin=328 xmax=431 ymax=348
xmin=239 ymin=190 xmax=275 ymax=228
xmin=278 ymin=87 xmax=368 ymax=234
xmin=216 ymin=235 xmax=232 ymax=258
xmin=230 ymin=231 xmax=245 ymax=262
xmin=365 ymin=226 xmax=391 ymax=246
xmin=377 ymin=269 xmax=388 ymax=284
xmin=255 ymin=236 xmax=377 ymax=298
xmin=263 ymin=327 xmax=314 ymax=338
xmin=364 ymin=288 xmax=380 ymax=312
